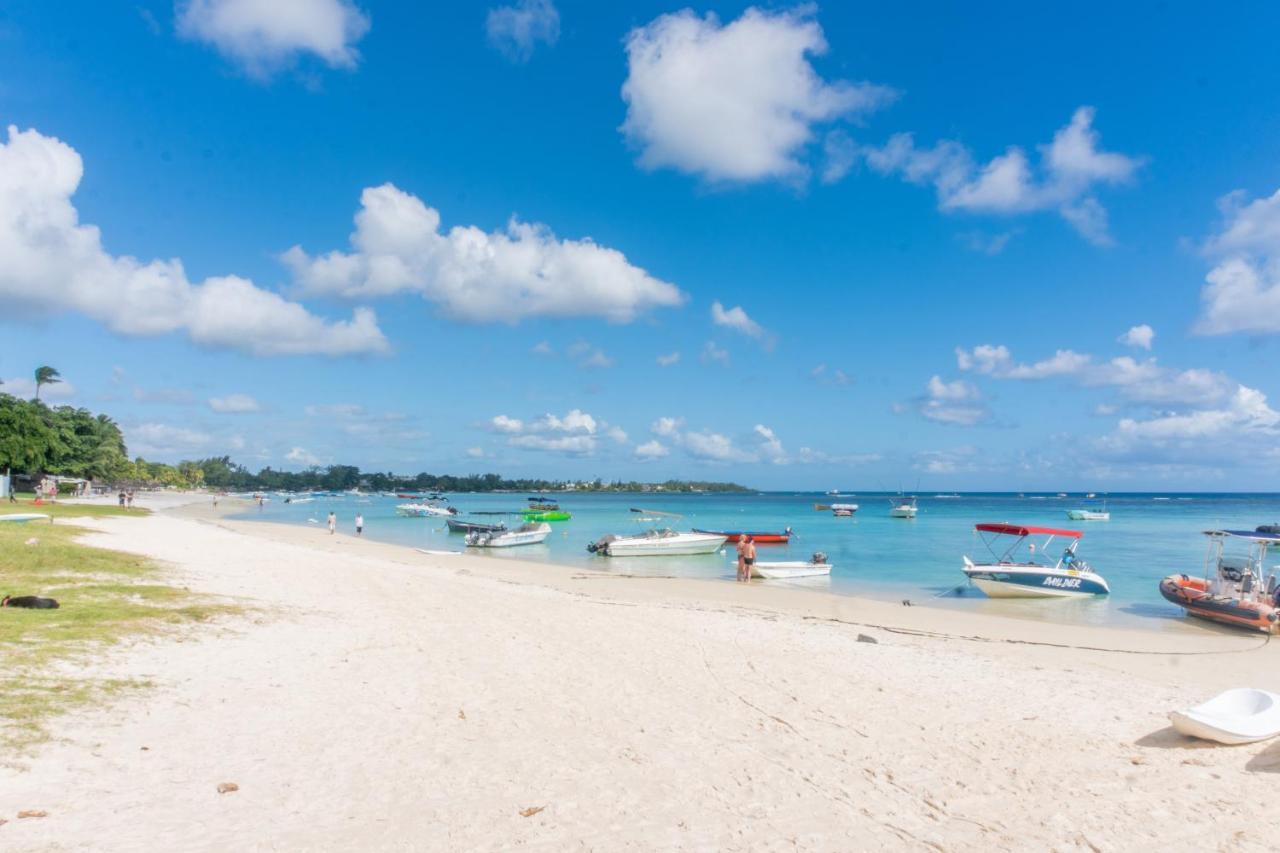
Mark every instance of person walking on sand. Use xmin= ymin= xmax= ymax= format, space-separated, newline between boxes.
xmin=742 ymin=536 xmax=757 ymax=581
xmin=355 ymin=513 xmax=364 ymax=537
xmin=327 ymin=511 xmax=336 ymax=535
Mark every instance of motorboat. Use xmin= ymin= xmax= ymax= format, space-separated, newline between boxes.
xmin=522 ymin=509 xmax=571 ymax=522
xmin=589 ymin=529 xmax=727 ymax=556
xmin=466 ymin=522 xmax=551 ymax=548
xmin=830 ymin=503 xmax=858 ymax=515
xmin=751 ymin=553 xmax=833 ymax=579
xmin=1169 ymin=688 xmax=1280 ymax=745
xmin=1158 ymin=529 xmax=1280 ymax=633
xmin=889 ymin=496 xmax=918 ymax=519
xmin=833 ymin=508 xmax=854 ymax=518
xmin=962 ymin=523 xmax=1110 ymax=598
xmin=693 ymin=527 xmax=793 ymax=544
xmin=1066 ymin=509 xmax=1110 ymax=521
xmin=396 ymin=503 xmax=456 ymax=518
xmin=446 ymin=518 xmax=507 ymax=534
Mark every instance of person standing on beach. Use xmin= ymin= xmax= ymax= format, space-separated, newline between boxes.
xmin=327 ymin=512 xmax=336 ymax=535
xmin=735 ymin=537 xmax=748 ymax=582
xmin=355 ymin=513 xmax=364 ymax=537
xmin=742 ymin=536 xmax=757 ymax=581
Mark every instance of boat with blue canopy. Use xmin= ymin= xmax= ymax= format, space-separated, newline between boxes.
xmin=962 ymin=522 xmax=1110 ymax=598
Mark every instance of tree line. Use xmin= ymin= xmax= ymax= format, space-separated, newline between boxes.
xmin=0 ymin=376 xmax=747 ymax=493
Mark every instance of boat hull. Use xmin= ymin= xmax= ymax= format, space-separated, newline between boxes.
xmin=963 ymin=564 xmax=1110 ymax=598
xmin=889 ymin=508 xmax=917 ymax=519
xmin=522 ymin=510 xmax=571 ymax=522
xmin=0 ymin=513 xmax=51 ymax=523
xmin=694 ymin=529 xmax=790 ymax=544
xmin=601 ymin=533 xmax=727 ymax=557
xmin=752 ymin=562 xmax=832 ymax=579
xmin=446 ymin=518 xmax=506 ymax=534
xmin=1159 ymin=574 xmax=1280 ymax=634
xmin=1067 ymin=510 xmax=1110 ymax=521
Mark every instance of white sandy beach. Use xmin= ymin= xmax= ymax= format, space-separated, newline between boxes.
xmin=3 ymin=497 xmax=1280 ymax=851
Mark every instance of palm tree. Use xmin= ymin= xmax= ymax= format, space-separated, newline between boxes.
xmin=33 ymin=366 xmax=61 ymax=401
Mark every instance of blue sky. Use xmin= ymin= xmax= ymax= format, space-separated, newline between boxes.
xmin=4 ymin=1 xmax=1280 ymax=489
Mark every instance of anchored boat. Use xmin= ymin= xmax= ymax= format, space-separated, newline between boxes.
xmin=693 ymin=527 xmax=793 ymax=544
xmin=446 ymin=518 xmax=507 ymax=534
xmin=396 ymin=503 xmax=456 ymax=518
xmin=589 ymin=509 xmax=726 ymax=556
xmin=962 ymin=523 xmax=1110 ymax=598
xmin=889 ymin=496 xmax=918 ymax=519
xmin=465 ymin=522 xmax=552 ymax=548
xmin=1159 ymin=529 xmax=1280 ymax=633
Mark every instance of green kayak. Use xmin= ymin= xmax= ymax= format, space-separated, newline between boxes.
xmin=522 ymin=509 xmax=571 ymax=522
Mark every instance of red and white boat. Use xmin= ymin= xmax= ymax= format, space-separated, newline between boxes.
xmin=693 ymin=527 xmax=792 ymax=544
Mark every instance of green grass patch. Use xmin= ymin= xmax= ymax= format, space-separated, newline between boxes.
xmin=2 ymin=493 xmax=151 ymax=520
xmin=0 ymin=519 xmax=241 ymax=752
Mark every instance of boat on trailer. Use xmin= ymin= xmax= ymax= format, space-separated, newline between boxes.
xmin=693 ymin=527 xmax=793 ymax=544
xmin=466 ymin=522 xmax=552 ymax=548
xmin=1158 ymin=529 xmax=1280 ymax=634
xmin=962 ymin=523 xmax=1110 ymax=598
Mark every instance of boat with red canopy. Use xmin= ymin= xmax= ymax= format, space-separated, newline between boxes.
xmin=962 ymin=523 xmax=1110 ymax=598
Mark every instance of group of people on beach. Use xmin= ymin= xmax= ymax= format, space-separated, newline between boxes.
xmin=117 ymin=490 xmax=135 ymax=509
xmin=735 ymin=535 xmax=756 ymax=582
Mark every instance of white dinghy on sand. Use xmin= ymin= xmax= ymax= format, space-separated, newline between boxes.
xmin=1169 ymin=688 xmax=1280 ymax=745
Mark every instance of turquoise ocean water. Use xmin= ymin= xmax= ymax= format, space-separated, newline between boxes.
xmin=235 ymin=492 xmax=1280 ymax=631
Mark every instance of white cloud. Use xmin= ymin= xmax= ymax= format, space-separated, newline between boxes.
xmin=956 ymin=343 xmax=1234 ymax=407
xmin=606 ymin=425 xmax=629 ymax=444
xmin=862 ymin=107 xmax=1141 ymax=244
xmin=700 ymin=341 xmax=731 ymax=366
xmin=621 ymin=7 xmax=894 ymax=183
xmin=489 ymin=408 xmax=600 ymax=456
xmin=208 ymin=393 xmax=261 ymax=413
xmin=656 ymin=351 xmax=680 ymax=366
xmin=1 ymin=376 xmax=77 ymax=401
xmin=1118 ymin=324 xmax=1154 ymax=350
xmin=286 ymin=446 xmax=323 ymax=466
xmin=531 ymin=341 xmax=553 ymax=356
xmin=634 ymin=440 xmax=669 ymax=460
xmin=959 ymin=230 xmax=1016 ymax=256
xmin=753 ymin=424 xmax=787 ymax=464
xmin=283 ymin=183 xmax=684 ymax=323
xmin=711 ymin=300 xmax=772 ymax=347
xmin=682 ymin=430 xmax=754 ymax=463
xmin=485 ymin=0 xmax=559 ymax=63
xmin=0 ymin=126 xmax=387 ymax=357
xmin=651 ymin=416 xmax=684 ymax=437
xmin=1098 ymin=386 xmax=1280 ymax=465
xmin=305 ymin=403 xmax=364 ymax=417
xmin=810 ymin=364 xmax=853 ymax=386
xmin=566 ymin=342 xmax=615 ymax=369
xmin=914 ymin=447 xmax=978 ymax=475
xmin=490 ymin=414 xmax=525 ymax=434
xmin=129 ymin=422 xmax=215 ymax=458
xmin=916 ymin=376 xmax=989 ymax=426
xmin=176 ymin=0 xmax=370 ymax=77
xmin=465 ymin=446 xmax=488 ymax=459
xmin=1194 ymin=188 xmax=1280 ymax=336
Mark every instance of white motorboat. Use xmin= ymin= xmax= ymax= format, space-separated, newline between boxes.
xmin=1066 ymin=509 xmax=1110 ymax=521
xmin=1170 ymin=688 xmax=1280 ymax=745
xmin=752 ymin=553 xmax=833 ymax=579
xmin=830 ymin=503 xmax=859 ymax=514
xmin=889 ymin=496 xmax=918 ymax=518
xmin=396 ymin=502 xmax=455 ymax=518
xmin=962 ymin=523 xmax=1110 ymax=598
xmin=466 ymin=522 xmax=551 ymax=548
xmin=0 ymin=513 xmax=51 ymax=523
xmin=589 ymin=527 xmax=726 ymax=556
